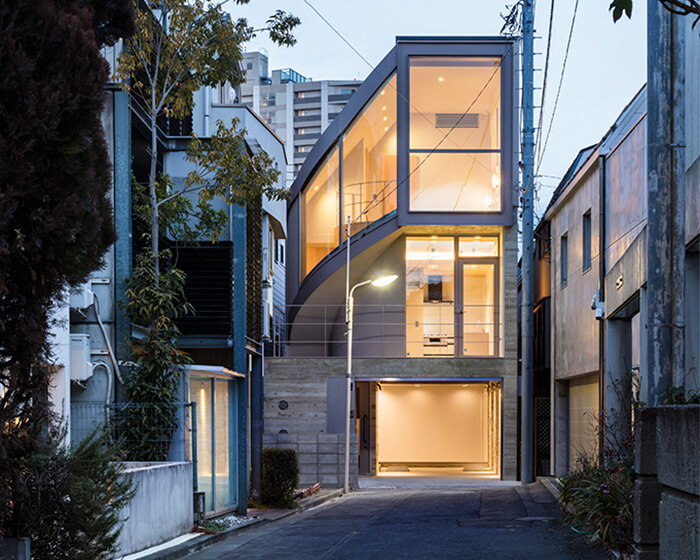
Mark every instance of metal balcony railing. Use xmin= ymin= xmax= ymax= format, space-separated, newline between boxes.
xmin=269 ymin=303 xmax=501 ymax=358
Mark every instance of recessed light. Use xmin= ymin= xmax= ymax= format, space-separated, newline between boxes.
xmin=314 ymin=186 xmax=319 ymax=191
xmin=438 ymin=76 xmax=445 ymax=82
xmin=384 ymin=126 xmax=389 ymax=132
xmin=381 ymin=90 xmax=385 ymax=95
xmin=383 ymin=116 xmax=388 ymax=121
xmin=382 ymin=106 xmax=387 ymax=111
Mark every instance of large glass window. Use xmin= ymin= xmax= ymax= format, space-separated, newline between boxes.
xmin=408 ymin=57 xmax=501 ymax=212
xmin=405 ymin=237 xmax=455 ymax=357
xmin=405 ymin=236 xmax=500 ymax=357
xmin=301 ymin=147 xmax=339 ymax=276
xmin=342 ymin=75 xmax=397 ymax=238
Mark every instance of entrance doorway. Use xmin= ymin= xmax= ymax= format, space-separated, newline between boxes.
xmin=355 ymin=380 xmax=501 ymax=478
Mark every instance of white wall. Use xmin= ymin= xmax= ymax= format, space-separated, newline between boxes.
xmin=376 ymin=383 xmax=488 ymax=464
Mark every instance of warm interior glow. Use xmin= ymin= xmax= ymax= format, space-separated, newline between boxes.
xmin=408 ymin=56 xmax=502 ymax=212
xmin=376 ymin=383 xmax=488 ymax=464
xmin=342 ymin=74 xmax=397 ymax=239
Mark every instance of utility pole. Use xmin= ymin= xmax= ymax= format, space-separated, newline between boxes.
xmin=646 ymin=2 xmax=685 ymax=404
xmin=520 ymin=0 xmax=535 ymax=484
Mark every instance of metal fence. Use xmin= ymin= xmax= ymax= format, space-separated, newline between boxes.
xmin=70 ymin=401 xmax=196 ymax=465
xmin=272 ymin=303 xmax=502 ymax=358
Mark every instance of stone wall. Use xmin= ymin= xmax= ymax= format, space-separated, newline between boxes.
xmin=633 ymin=405 xmax=700 ymax=560
xmin=263 ymin=432 xmax=358 ymax=489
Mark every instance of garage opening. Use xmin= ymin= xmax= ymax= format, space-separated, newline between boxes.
xmin=355 ymin=380 xmax=501 ymax=478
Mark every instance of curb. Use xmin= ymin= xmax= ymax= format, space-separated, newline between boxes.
xmin=129 ymin=489 xmax=345 ymax=560
xmin=129 ymin=518 xmax=266 ymax=560
xmin=297 ymin=488 xmax=344 ymax=511
xmin=538 ymin=476 xmax=561 ymax=501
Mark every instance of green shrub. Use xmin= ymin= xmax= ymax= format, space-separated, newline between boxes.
xmin=558 ymin=455 xmax=633 ymax=553
xmin=261 ymin=447 xmax=299 ymax=508
xmin=12 ymin=431 xmax=135 ymax=560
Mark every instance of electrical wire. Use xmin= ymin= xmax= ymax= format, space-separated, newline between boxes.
xmin=536 ymin=0 xmax=579 ymax=178
xmin=534 ymin=0 xmax=555 ymax=164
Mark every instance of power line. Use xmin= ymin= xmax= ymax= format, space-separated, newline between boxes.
xmin=301 ymin=0 xmax=513 ymax=229
xmin=536 ymin=0 xmax=579 ymax=177
xmin=534 ymin=0 xmax=555 ymax=163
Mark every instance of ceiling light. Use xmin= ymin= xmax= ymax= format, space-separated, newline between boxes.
xmin=383 ymin=116 xmax=388 ymax=121
xmin=438 ymin=76 xmax=445 ymax=82
xmin=382 ymin=106 xmax=387 ymax=111
xmin=384 ymin=126 xmax=389 ymax=132
xmin=381 ymin=90 xmax=385 ymax=95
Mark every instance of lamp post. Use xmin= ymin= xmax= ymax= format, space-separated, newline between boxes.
xmin=343 ymin=271 xmax=397 ymax=493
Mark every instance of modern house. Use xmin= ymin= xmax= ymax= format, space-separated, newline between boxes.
xmin=239 ymin=51 xmax=362 ymax=182
xmin=264 ymin=36 xmax=520 ymax=486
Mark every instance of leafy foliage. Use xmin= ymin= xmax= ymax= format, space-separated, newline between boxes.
xmin=0 ymin=0 xmax=133 ymax=537
xmin=118 ymin=249 xmax=193 ymax=460
xmin=558 ymin=455 xmax=634 ymax=552
xmin=185 ymin=119 xmax=287 ymax=209
xmin=13 ymin=430 xmax=135 ymax=560
xmin=557 ymin=372 xmax=639 ymax=556
xmin=114 ymin=0 xmax=293 ymax=460
xmin=261 ymin=448 xmax=299 ymax=508
xmin=610 ymin=0 xmax=700 ymax=27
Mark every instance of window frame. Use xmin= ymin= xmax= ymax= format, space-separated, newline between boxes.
xmin=396 ymin=39 xmax=514 ymax=226
xmin=560 ymin=233 xmax=568 ymax=288
xmin=582 ymin=210 xmax=592 ymax=273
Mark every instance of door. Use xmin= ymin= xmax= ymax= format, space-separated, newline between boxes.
xmin=456 ymin=260 xmax=498 ymax=356
xmin=356 ymin=382 xmax=372 ymax=474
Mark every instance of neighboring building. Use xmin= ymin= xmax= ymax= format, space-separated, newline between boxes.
xmin=237 ymin=50 xmax=362 ymax=182
xmin=533 ymin=75 xmax=700 ymax=476
xmin=47 ymin=41 xmax=288 ymax=518
xmin=165 ymin=86 xmax=288 ymax=513
xmin=265 ymin=36 xmax=519 ymax=486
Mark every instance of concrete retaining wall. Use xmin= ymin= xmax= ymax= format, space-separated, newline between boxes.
xmin=263 ymin=432 xmax=358 ymax=489
xmin=117 ymin=461 xmax=193 ymax=557
xmin=633 ymin=405 xmax=700 ymax=560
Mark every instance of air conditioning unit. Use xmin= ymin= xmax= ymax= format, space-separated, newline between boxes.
xmin=69 ymin=282 xmax=93 ymax=310
xmin=70 ymin=333 xmax=92 ymax=381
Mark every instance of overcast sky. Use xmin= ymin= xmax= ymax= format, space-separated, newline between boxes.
xmin=231 ymin=0 xmax=647 ymax=214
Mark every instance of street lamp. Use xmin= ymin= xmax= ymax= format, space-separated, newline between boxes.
xmin=343 ymin=273 xmax=398 ymax=493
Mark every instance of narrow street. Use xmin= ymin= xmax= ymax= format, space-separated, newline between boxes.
xmin=186 ymin=483 xmax=608 ymax=560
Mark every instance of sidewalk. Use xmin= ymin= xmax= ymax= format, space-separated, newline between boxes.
xmin=119 ymin=489 xmax=343 ymax=560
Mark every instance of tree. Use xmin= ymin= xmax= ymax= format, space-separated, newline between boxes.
xmin=0 ymin=0 xmax=133 ymax=536
xmin=610 ymin=0 xmax=700 ymax=25
xmin=113 ymin=0 xmax=296 ymax=459
xmin=115 ymin=0 xmax=297 ymax=284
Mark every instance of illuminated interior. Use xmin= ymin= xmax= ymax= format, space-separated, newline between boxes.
xmin=301 ymin=147 xmax=339 ymax=276
xmin=405 ymin=236 xmax=500 ymax=357
xmin=342 ymin=75 xmax=397 ymax=237
xmin=409 ymin=56 xmax=501 ymax=212
xmin=375 ymin=381 xmax=501 ymax=475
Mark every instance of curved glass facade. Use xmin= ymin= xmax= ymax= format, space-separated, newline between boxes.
xmin=342 ymin=75 xmax=397 ymax=238
xmin=298 ymin=52 xmax=506 ymax=280
xmin=301 ymin=74 xmax=397 ymax=278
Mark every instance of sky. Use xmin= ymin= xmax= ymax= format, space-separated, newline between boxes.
xmin=230 ymin=0 xmax=647 ymax=215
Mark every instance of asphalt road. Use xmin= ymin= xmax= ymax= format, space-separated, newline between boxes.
xmin=186 ymin=482 xmax=609 ymax=560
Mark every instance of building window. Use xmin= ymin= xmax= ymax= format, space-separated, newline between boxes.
xmin=406 ymin=235 xmax=499 ymax=358
xmin=342 ymin=74 xmax=397 ymax=239
xmin=301 ymin=146 xmax=339 ymax=277
xmin=246 ymin=62 xmax=253 ymax=70
xmin=295 ymin=145 xmax=308 ymax=154
xmin=582 ymin=210 xmax=592 ymax=272
xmin=296 ymin=127 xmax=321 ymax=135
xmin=216 ymin=82 xmax=237 ymax=105
xmin=408 ymin=56 xmax=502 ymax=212
xmin=261 ymin=93 xmax=276 ymax=107
xmin=275 ymin=240 xmax=285 ymax=264
xmin=561 ymin=233 xmax=568 ymax=288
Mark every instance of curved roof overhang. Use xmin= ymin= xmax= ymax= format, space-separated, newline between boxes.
xmin=289 ymin=47 xmax=398 ymax=203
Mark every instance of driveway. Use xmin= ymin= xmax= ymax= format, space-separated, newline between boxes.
xmin=186 ymin=482 xmax=608 ymax=560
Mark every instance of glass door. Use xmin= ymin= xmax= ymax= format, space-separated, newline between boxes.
xmin=457 ymin=260 xmax=498 ymax=356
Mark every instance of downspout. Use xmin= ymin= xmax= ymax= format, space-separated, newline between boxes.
xmin=597 ymin=154 xmax=606 ymax=462
xmin=204 ymin=87 xmax=211 ymax=137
